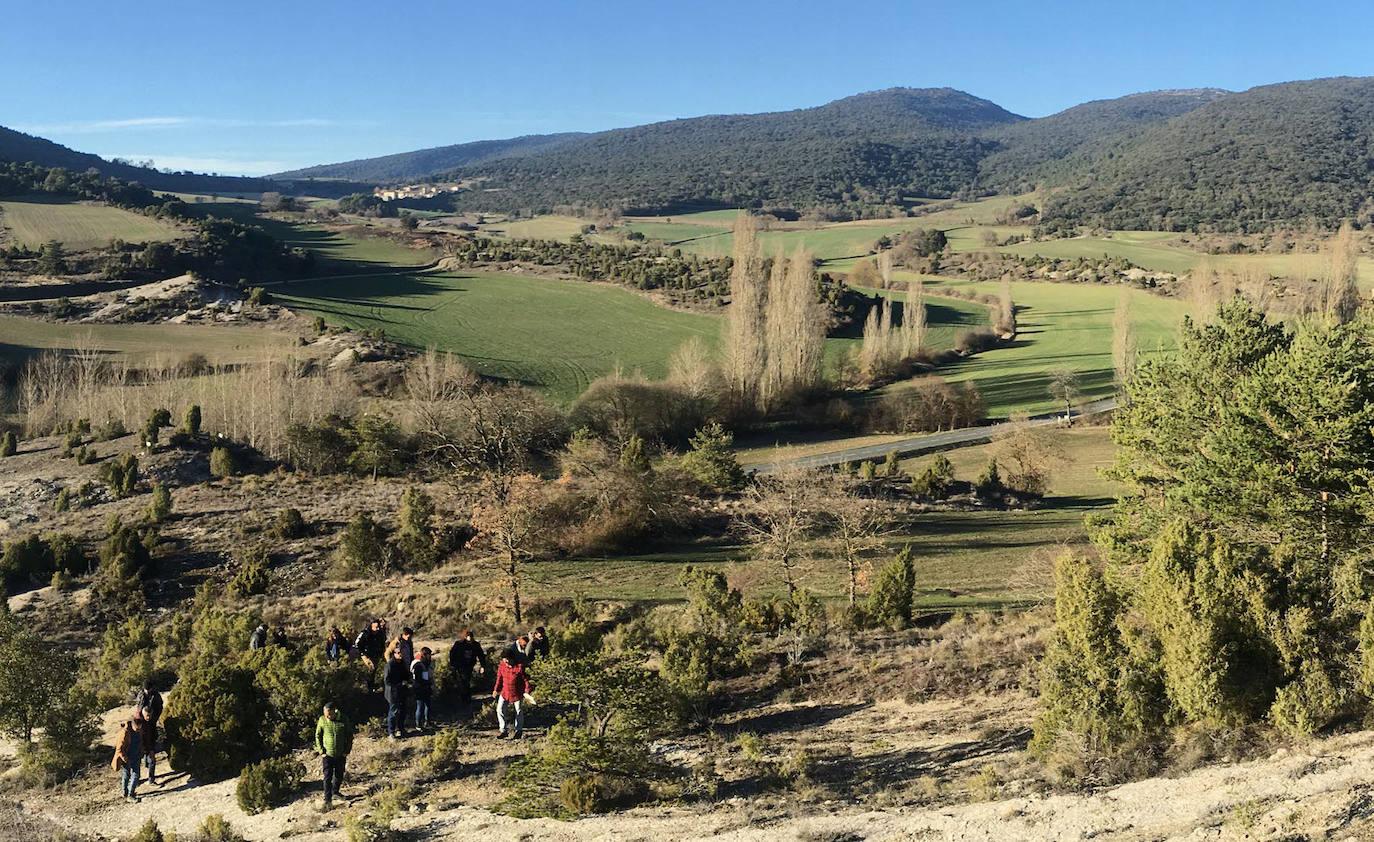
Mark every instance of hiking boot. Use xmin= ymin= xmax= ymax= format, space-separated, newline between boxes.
xmin=513 ymin=730 xmax=524 ymax=740
xmin=496 ymin=730 xmax=507 ymax=740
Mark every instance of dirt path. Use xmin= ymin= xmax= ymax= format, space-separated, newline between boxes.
xmin=27 ymin=693 xmax=1374 ymax=842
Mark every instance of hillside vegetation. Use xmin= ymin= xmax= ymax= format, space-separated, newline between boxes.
xmin=295 ymin=78 xmax=1374 ymax=233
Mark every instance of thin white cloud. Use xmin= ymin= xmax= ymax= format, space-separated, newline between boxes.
xmin=15 ymin=117 xmax=355 ymax=134
xmin=110 ymin=154 xmax=294 ymax=177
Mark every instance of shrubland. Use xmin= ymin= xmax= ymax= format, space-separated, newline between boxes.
xmin=1035 ymin=298 xmax=1374 ymax=783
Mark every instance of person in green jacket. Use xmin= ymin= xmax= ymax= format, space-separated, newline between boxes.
xmin=314 ymin=703 xmax=354 ymax=810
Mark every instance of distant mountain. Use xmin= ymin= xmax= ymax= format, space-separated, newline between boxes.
xmin=976 ymin=88 xmax=1231 ymax=192
xmin=0 ymin=125 xmax=290 ymax=195
xmin=448 ymin=88 xmax=1026 ymax=214
xmin=1037 ymin=77 xmax=1374 ymax=231
xmin=284 ymin=88 xmax=1026 ymax=215
xmin=270 ymin=133 xmax=588 ymax=182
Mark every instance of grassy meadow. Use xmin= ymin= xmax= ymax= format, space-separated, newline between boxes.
xmin=254 ymin=217 xmax=437 ymax=271
xmin=273 ymin=270 xmax=720 ymax=401
xmin=0 ymin=315 xmax=301 ymax=369
xmin=865 ymin=279 xmax=1186 ymax=417
xmin=0 ymin=196 xmax=184 ymax=250
xmin=497 ymin=424 xmax=1119 ymax=607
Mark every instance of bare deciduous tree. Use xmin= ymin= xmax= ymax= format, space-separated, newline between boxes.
xmin=1112 ymin=291 xmax=1137 ymax=394
xmin=739 ymin=467 xmax=824 ymax=599
xmin=724 ymin=214 xmax=767 ymax=404
xmin=823 ymin=473 xmax=893 ymax=605
xmin=1048 ymin=369 xmax=1081 ymax=419
xmin=1323 ymin=221 xmax=1362 ymax=324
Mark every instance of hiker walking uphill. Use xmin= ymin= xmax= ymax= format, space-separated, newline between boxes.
xmin=314 ymin=703 xmax=353 ymax=811
xmin=384 ymin=646 xmax=410 ymax=739
xmin=411 ymin=647 xmax=434 ymax=731
xmin=134 ymin=682 xmax=163 ymax=786
xmin=529 ymin=626 xmax=551 ymax=661
xmin=113 ymin=720 xmax=142 ymax=803
xmin=324 ymin=627 xmax=346 ymax=662
xmin=449 ymin=629 xmax=486 ymax=707
xmin=249 ymin=622 xmax=268 ymax=650
xmin=355 ymin=619 xmax=386 ymax=692
xmin=493 ymin=649 xmax=534 ymax=740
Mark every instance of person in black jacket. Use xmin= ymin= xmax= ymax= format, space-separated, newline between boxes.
xmin=384 ymin=646 xmax=410 ymax=738
xmin=529 ymin=627 xmax=551 ymax=661
xmin=354 ymin=619 xmax=386 ymax=692
xmin=448 ymin=629 xmax=486 ymax=707
xmin=411 ymin=647 xmax=434 ymax=731
xmin=133 ymin=683 xmax=163 ymax=785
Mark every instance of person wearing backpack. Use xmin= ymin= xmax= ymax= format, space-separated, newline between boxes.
xmin=133 ymin=682 xmax=163 ymax=785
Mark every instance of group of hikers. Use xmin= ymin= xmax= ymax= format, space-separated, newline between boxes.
xmin=113 ymin=619 xmax=551 ymax=809
xmin=113 ymin=683 xmax=163 ymax=803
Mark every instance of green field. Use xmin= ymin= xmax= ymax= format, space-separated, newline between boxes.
xmin=0 ymin=315 xmax=301 ymax=368
xmin=512 ymin=425 xmax=1119 ymax=606
xmin=872 ymin=279 xmax=1185 ymax=417
xmin=273 ymin=270 xmax=721 ymax=401
xmin=0 ymin=196 xmax=184 ymax=250
xmin=253 ymin=217 xmax=437 ymax=272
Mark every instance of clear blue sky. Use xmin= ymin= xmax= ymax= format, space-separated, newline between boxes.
xmin=2 ymin=0 xmax=1371 ymax=175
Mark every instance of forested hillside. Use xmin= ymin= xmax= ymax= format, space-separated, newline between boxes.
xmin=0 ymin=126 xmax=283 ymax=195
xmin=1036 ymin=77 xmax=1374 ymax=231
xmin=293 ymin=78 xmax=1374 ymax=231
xmin=271 ymin=132 xmax=588 ymax=181
xmin=975 ymin=88 xmax=1229 ymax=193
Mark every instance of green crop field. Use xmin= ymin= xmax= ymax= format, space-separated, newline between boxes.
xmin=481 ymin=214 xmax=595 ymax=242
xmin=0 ymin=314 xmax=301 ymax=368
xmin=874 ymin=279 xmax=1185 ymax=417
xmin=253 ymin=217 xmax=438 ymax=272
xmin=273 ymin=270 xmax=721 ymax=401
xmin=0 ymin=196 xmax=184 ymax=250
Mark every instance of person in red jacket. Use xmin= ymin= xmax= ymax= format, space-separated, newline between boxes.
xmin=491 ymin=649 xmax=534 ymax=739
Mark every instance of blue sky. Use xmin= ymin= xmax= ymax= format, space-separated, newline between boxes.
xmin=2 ymin=0 xmax=1371 ymax=175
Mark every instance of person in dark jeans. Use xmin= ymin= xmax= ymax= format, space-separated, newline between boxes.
xmin=384 ymin=647 xmax=410 ymax=738
xmin=314 ymin=703 xmax=353 ymax=810
xmin=133 ymin=682 xmax=163 ymax=785
xmin=448 ymin=629 xmax=486 ymax=707
xmin=411 ymin=646 xmax=434 ymax=731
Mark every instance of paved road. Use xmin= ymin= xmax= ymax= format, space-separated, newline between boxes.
xmin=748 ymin=396 xmax=1119 ymax=474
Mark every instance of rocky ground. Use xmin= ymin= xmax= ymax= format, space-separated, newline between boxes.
xmin=11 ymin=697 xmax=1374 ymax=841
